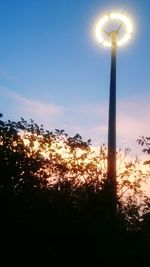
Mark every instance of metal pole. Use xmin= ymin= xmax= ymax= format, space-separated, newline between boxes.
xmin=107 ymin=32 xmax=117 ymax=216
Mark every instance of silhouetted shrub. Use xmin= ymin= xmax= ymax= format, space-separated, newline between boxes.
xmin=0 ymin=115 xmax=150 ymax=265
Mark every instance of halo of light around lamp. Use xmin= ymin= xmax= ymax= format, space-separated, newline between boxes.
xmin=95 ymin=12 xmax=133 ymax=48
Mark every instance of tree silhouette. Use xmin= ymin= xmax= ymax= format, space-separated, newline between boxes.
xmin=0 ymin=115 xmax=150 ymax=265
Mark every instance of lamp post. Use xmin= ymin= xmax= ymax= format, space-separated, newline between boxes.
xmin=108 ymin=31 xmax=117 ymax=215
xmin=95 ymin=12 xmax=133 ymax=215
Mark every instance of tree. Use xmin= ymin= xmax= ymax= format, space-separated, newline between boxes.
xmin=1 ymin=115 xmax=150 ymax=265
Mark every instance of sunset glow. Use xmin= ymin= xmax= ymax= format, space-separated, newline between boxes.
xmin=21 ymin=132 xmax=150 ymax=198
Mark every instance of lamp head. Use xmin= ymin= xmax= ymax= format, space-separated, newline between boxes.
xmin=95 ymin=11 xmax=133 ymax=48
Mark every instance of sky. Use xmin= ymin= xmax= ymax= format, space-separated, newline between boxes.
xmin=0 ymin=0 xmax=150 ymax=157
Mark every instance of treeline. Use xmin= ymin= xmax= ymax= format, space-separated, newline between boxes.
xmin=0 ymin=114 xmax=150 ymax=265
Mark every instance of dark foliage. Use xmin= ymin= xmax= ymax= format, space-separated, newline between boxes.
xmin=0 ymin=116 xmax=150 ymax=265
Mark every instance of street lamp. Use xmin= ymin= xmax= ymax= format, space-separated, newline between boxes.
xmin=95 ymin=12 xmax=133 ymax=215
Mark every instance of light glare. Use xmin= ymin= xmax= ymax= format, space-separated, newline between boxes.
xmin=95 ymin=11 xmax=133 ymax=48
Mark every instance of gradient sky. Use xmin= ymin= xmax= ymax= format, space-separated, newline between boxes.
xmin=0 ymin=0 xmax=150 ymax=156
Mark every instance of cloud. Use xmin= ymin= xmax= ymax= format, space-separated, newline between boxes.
xmin=70 ymin=103 xmax=107 ymax=116
xmin=0 ymin=88 xmax=64 ymax=127
xmin=64 ymin=96 xmax=150 ymax=156
xmin=117 ymin=97 xmax=150 ymax=145
xmin=11 ymin=92 xmax=62 ymax=118
xmin=1 ymin=87 xmax=150 ymax=156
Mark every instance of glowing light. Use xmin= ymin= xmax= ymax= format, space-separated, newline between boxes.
xmin=95 ymin=11 xmax=133 ymax=48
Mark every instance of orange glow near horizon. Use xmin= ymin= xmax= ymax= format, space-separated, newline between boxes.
xmin=21 ymin=132 xmax=150 ymax=199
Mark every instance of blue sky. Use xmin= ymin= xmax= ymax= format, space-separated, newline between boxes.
xmin=0 ymin=0 xmax=150 ymax=156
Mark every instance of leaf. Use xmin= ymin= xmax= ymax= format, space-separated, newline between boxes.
xmin=143 ymin=160 xmax=150 ymax=165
